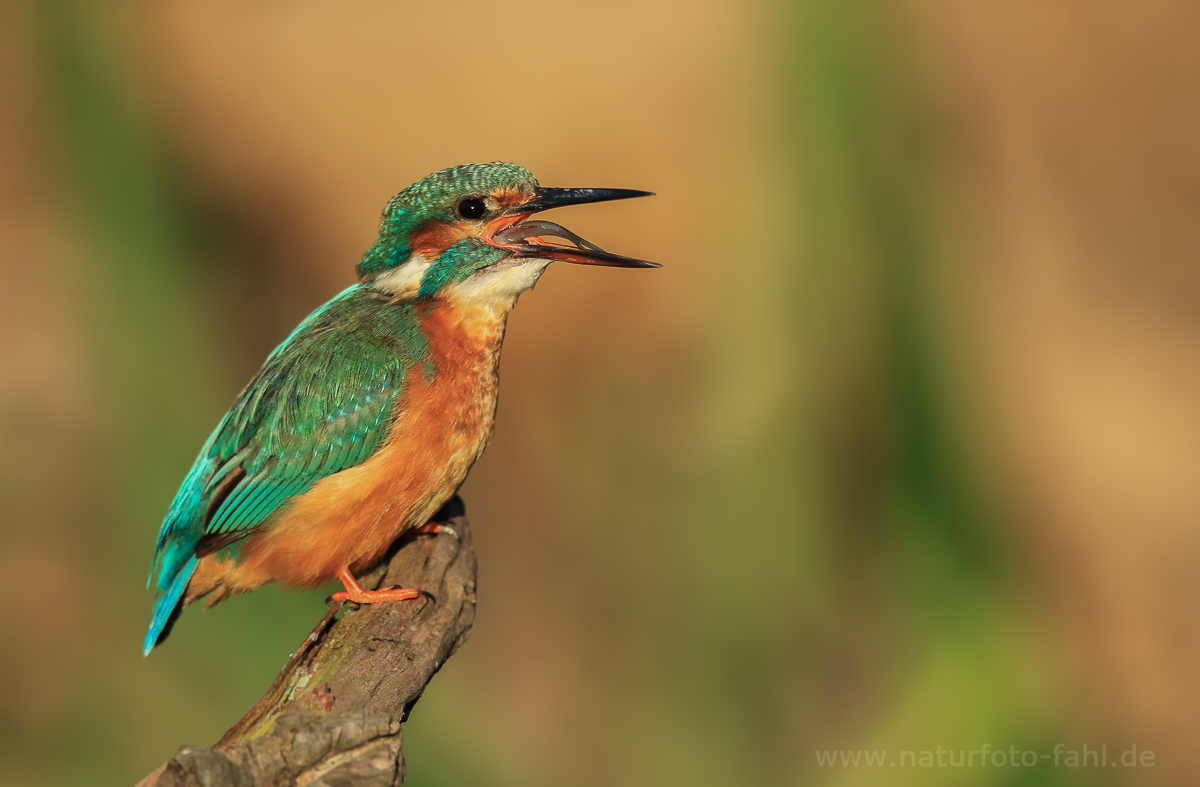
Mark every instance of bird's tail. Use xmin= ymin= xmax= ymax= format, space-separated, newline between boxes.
xmin=143 ymin=555 xmax=197 ymax=656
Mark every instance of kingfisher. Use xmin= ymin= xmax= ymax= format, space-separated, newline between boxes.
xmin=144 ymin=162 xmax=656 ymax=655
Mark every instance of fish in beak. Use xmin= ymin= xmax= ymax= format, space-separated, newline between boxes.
xmin=488 ymin=187 xmax=660 ymax=268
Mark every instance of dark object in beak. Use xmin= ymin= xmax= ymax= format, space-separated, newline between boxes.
xmin=510 ymin=243 xmax=660 ymax=268
xmin=492 ymin=219 xmax=661 ymax=268
xmin=491 ymin=187 xmax=659 ymax=267
xmin=502 ymin=187 xmax=655 ymax=216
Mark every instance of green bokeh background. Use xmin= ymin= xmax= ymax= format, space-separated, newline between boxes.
xmin=2 ymin=1 xmax=1196 ymax=785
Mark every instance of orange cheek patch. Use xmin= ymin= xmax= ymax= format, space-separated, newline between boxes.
xmin=409 ymin=220 xmax=468 ymax=258
xmin=410 ymin=190 xmax=533 ymax=256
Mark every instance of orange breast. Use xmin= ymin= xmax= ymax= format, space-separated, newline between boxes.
xmin=187 ymin=300 xmax=505 ymax=602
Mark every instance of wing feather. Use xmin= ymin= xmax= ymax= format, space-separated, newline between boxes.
xmin=146 ymin=285 xmax=429 ymax=641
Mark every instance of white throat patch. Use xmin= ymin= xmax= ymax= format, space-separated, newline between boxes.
xmin=444 ymin=259 xmax=551 ymax=315
xmin=370 ymin=253 xmax=550 ymax=321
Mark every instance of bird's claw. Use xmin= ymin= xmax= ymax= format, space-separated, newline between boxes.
xmin=372 ymin=585 xmax=437 ymax=604
xmin=330 ymin=585 xmax=428 ymax=604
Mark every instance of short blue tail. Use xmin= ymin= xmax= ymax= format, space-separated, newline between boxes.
xmin=143 ymin=556 xmax=198 ymax=656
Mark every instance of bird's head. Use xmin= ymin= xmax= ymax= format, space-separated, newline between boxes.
xmin=357 ymin=163 xmax=657 ymax=306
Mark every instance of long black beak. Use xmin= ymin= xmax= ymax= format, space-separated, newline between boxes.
xmin=493 ymin=187 xmax=660 ymax=268
xmin=502 ymin=187 xmax=655 ymax=216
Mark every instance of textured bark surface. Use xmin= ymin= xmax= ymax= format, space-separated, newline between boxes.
xmin=137 ymin=497 xmax=477 ymax=787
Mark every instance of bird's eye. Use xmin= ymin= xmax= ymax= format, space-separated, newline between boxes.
xmin=458 ymin=198 xmax=486 ymax=221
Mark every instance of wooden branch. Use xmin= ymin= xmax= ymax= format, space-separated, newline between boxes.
xmin=138 ymin=497 xmax=477 ymax=787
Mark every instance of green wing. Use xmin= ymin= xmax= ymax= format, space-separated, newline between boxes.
xmin=201 ymin=335 xmax=402 ymax=540
xmin=150 ymin=285 xmax=429 ymax=580
xmin=145 ymin=285 xmax=429 ymax=654
xmin=202 ymin=285 xmax=430 ymax=543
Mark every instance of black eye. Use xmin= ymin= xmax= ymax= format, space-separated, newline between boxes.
xmin=458 ymin=197 xmax=486 ymax=220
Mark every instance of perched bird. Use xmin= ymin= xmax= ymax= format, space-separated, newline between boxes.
xmin=144 ymin=162 xmax=656 ymax=655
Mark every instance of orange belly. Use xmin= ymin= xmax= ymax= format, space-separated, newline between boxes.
xmin=186 ymin=300 xmax=504 ymax=605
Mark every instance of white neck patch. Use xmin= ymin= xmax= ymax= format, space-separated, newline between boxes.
xmin=371 ymin=254 xmax=432 ymax=298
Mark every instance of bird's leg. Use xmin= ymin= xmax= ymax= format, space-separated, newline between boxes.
xmin=408 ymin=521 xmax=458 ymax=538
xmin=407 ymin=495 xmax=465 ymax=539
xmin=331 ymin=566 xmax=426 ymax=604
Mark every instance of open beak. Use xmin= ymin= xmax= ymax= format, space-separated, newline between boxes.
xmin=489 ymin=187 xmax=660 ymax=268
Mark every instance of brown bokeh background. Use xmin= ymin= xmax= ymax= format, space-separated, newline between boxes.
xmin=2 ymin=1 xmax=1199 ymax=785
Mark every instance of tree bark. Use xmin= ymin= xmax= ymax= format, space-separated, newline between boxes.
xmin=137 ymin=497 xmax=477 ymax=787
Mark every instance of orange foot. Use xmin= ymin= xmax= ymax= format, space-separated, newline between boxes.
xmin=331 ymin=566 xmax=427 ymax=604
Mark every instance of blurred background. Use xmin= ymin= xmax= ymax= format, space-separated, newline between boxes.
xmin=2 ymin=1 xmax=1199 ymax=785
